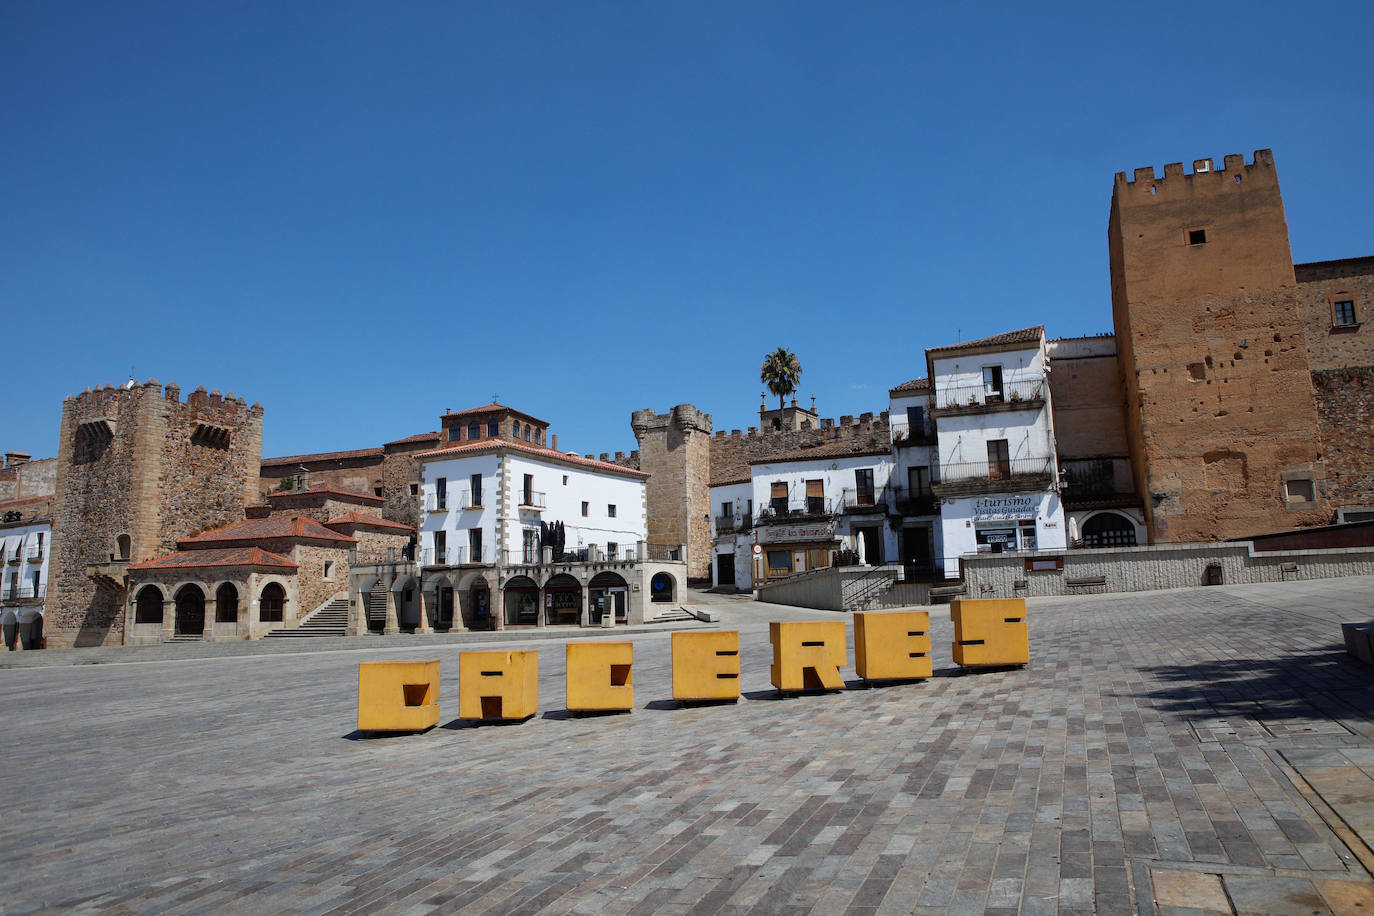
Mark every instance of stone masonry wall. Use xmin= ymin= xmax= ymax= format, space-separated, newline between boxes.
xmin=632 ymin=405 xmax=713 ymax=580
xmin=259 ymin=455 xmax=382 ymax=500
xmin=381 ymin=443 xmax=429 ymax=530
xmin=290 ymin=543 xmax=353 ymax=619
xmin=1312 ymin=367 xmax=1374 ymax=509
xmin=959 ymin=542 xmax=1374 ymax=600
xmin=1296 ymin=260 xmax=1374 ymax=370
xmin=352 ymin=529 xmax=412 ymax=564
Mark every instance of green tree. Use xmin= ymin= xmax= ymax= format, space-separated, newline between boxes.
xmin=760 ymin=347 xmax=802 ymax=411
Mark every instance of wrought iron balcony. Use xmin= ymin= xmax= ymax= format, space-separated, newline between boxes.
xmin=891 ymin=484 xmax=940 ymax=517
xmin=715 ymin=514 xmax=753 ymax=535
xmin=836 ymin=487 xmax=889 ymax=513
xmin=932 ymin=379 xmax=1046 ymax=415
xmin=26 ymin=546 xmax=44 ymax=562
xmin=757 ymin=499 xmax=834 ymax=524
xmin=1059 ymin=458 xmax=1139 ymax=509
xmin=932 ymin=456 xmax=1055 ymax=497
xmin=890 ymin=422 xmax=937 ymax=448
xmin=420 ymin=546 xmax=485 ymax=567
xmin=517 ymin=491 xmax=546 ymax=510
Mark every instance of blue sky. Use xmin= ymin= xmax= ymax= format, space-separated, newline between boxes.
xmin=5 ymin=1 xmax=1372 ymax=461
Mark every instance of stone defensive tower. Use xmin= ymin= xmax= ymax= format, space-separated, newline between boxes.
xmin=631 ymin=405 xmax=713 ymax=580
xmin=1108 ymin=150 xmax=1329 ymax=542
xmin=46 ymin=381 xmax=264 ymax=647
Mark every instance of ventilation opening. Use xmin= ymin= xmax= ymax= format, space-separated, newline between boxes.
xmin=1188 ymin=229 xmax=1207 ymax=246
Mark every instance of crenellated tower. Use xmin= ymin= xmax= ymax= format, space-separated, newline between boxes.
xmin=46 ymin=381 xmax=264 ymax=646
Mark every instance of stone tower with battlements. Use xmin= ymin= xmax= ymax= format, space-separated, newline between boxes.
xmin=46 ymin=381 xmax=264 ymax=647
xmin=1108 ymin=149 xmax=1329 ymax=542
xmin=631 ymin=405 xmax=713 ymax=580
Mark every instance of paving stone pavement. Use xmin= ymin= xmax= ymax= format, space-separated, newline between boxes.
xmin=2 ymin=577 xmax=1373 ymax=914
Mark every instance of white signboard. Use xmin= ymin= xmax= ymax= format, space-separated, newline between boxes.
xmin=971 ymin=496 xmax=1035 ymax=520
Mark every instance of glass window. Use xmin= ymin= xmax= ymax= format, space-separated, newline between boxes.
xmin=487 ymin=420 xmax=499 ymax=437
xmin=767 ymin=550 xmax=792 ymax=571
xmin=1334 ymin=300 xmax=1357 ymax=326
xmin=467 ymin=421 xmax=480 ymax=440
xmin=608 ymin=504 xmax=617 ymax=518
xmin=512 ymin=421 xmax=521 ymax=439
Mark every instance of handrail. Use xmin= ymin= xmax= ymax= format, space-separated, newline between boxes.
xmin=934 ymin=378 xmax=1044 ymax=411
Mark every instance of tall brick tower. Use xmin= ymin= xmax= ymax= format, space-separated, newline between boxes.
xmin=631 ymin=404 xmax=713 ymax=580
xmin=46 ymin=381 xmax=264 ymax=647
xmin=1108 ymin=150 xmax=1329 ymax=542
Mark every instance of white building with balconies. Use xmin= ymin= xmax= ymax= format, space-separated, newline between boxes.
xmin=1 ymin=495 xmax=52 ymax=649
xmin=927 ymin=326 xmax=1067 ymax=577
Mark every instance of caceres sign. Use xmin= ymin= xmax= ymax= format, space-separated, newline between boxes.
xmin=756 ymin=523 xmax=837 ymax=545
xmin=971 ymin=495 xmax=1036 ymax=521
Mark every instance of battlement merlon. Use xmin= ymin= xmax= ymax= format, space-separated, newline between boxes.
xmin=1113 ymin=150 xmax=1275 ymax=200
xmin=63 ymin=379 xmax=263 ymax=419
xmin=631 ymin=405 xmax=714 ymax=436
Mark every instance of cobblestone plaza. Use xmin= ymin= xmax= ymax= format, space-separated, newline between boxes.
xmin=3 ymin=578 xmax=1373 ymax=914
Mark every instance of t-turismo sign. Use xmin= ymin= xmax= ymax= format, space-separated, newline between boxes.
xmin=972 ymin=496 xmax=1035 ymax=520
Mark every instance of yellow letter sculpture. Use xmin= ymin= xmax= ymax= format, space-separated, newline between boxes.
xmin=357 ymin=659 xmax=441 ymax=733
xmin=950 ymin=598 xmax=1028 ymax=667
xmin=854 ymin=610 xmax=932 ymax=682
xmin=769 ymin=620 xmax=847 ymax=692
xmin=566 ymin=641 xmax=634 ymax=712
xmin=459 ymin=650 xmax=539 ymax=721
xmin=671 ymin=630 xmax=740 ymax=702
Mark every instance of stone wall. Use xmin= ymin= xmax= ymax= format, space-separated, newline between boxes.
xmin=290 ymin=543 xmax=353 ymax=619
xmin=1047 ymin=342 xmax=1129 ymax=459
xmin=352 ymin=529 xmax=412 ymax=564
xmin=1312 ymin=367 xmax=1374 ymax=508
xmin=46 ymin=381 xmax=263 ymax=648
xmin=959 ymin=542 xmax=1374 ymax=599
xmin=1296 ymin=258 xmax=1374 ymax=370
xmin=0 ymin=456 xmax=57 ymax=502
xmin=707 ymin=413 xmax=891 ymax=486
xmin=381 ymin=443 xmax=430 ymax=530
xmin=258 ymin=452 xmax=382 ymax=498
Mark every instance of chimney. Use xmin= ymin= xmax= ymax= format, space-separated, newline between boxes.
xmin=551 ymin=434 xmax=559 ymax=451
xmin=4 ymin=452 xmax=30 ymax=469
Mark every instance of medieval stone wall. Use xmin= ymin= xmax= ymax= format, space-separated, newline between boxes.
xmin=381 ymin=443 xmax=430 ymax=529
xmin=290 ymin=543 xmax=353 ymax=618
xmin=1296 ymin=261 xmax=1374 ymax=371
xmin=1312 ymin=367 xmax=1374 ymax=509
xmin=1046 ymin=343 xmax=1130 ymax=460
xmin=259 ymin=454 xmax=381 ymax=499
xmin=351 ymin=529 xmax=411 ymax=564
xmin=631 ymin=405 xmax=713 ymax=579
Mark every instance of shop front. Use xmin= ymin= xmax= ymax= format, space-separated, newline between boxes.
xmin=939 ymin=492 xmax=1066 ymax=578
xmin=754 ymin=521 xmax=840 ymax=582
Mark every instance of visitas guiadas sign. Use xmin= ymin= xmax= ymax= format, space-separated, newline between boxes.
xmin=971 ymin=496 xmax=1036 ymax=520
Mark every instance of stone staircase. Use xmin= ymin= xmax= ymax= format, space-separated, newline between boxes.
xmin=265 ymin=596 xmax=349 ymax=639
xmin=646 ymin=605 xmax=719 ymax=624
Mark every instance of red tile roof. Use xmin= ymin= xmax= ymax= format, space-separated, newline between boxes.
xmin=440 ymin=403 xmax=548 ymax=426
xmin=383 ymin=431 xmax=441 ymax=446
xmin=260 ymin=447 xmax=384 ymax=468
xmin=178 ymin=515 xmax=357 ymax=548
xmin=130 ymin=547 xmax=297 ymax=571
xmin=927 ymin=326 xmax=1044 ymax=355
xmin=889 ymin=377 xmax=931 ymax=395
xmin=414 ymin=438 xmax=650 ymax=478
xmin=266 ymin=485 xmax=384 ymax=505
xmin=325 ymin=513 xmax=414 ymax=533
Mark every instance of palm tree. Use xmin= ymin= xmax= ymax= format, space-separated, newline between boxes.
xmin=760 ymin=347 xmax=802 ymax=411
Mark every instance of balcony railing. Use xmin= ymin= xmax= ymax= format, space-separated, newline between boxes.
xmin=4 ymin=583 xmax=45 ymax=601
xmin=517 ymin=491 xmax=546 ymax=510
xmin=26 ymin=546 xmax=44 ymax=562
xmin=426 ymin=489 xmax=480 ymax=512
xmin=933 ymin=378 xmax=1045 ymax=413
xmin=890 ymin=422 xmax=937 ymax=448
xmin=501 ymin=548 xmax=544 ymax=565
xmin=1060 ymin=457 xmax=1138 ymax=508
xmin=837 ymin=487 xmax=890 ymax=512
xmin=932 ymin=456 xmax=1056 ymax=496
xmin=757 ymin=498 xmax=834 ymax=523
xmin=714 ymin=514 xmax=753 ymax=534
xmin=891 ymin=484 xmax=940 ymax=516
xmin=419 ymin=545 xmax=492 ymax=566
xmin=646 ymin=543 xmax=685 ymax=562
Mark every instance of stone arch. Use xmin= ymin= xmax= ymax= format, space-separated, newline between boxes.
xmin=503 ymin=575 xmax=539 ymax=627
xmin=1081 ymin=512 xmax=1139 ymax=549
xmin=544 ymin=573 xmax=582 ymax=626
xmin=215 ymin=581 xmax=239 ymax=624
xmin=173 ymin=583 xmax=206 ymax=636
xmin=259 ymin=582 xmax=287 ymax=623
xmin=391 ymin=575 xmax=421 ymax=630
xmin=588 ymin=571 xmax=628 ymax=625
xmin=462 ymin=574 xmax=492 ymax=630
xmin=649 ymin=571 xmax=677 ymax=604
xmin=135 ymin=585 xmax=166 ymax=624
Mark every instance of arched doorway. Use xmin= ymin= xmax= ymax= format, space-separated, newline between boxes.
xmin=135 ymin=586 xmax=165 ymax=624
xmin=393 ymin=577 xmax=419 ymax=630
xmin=466 ymin=579 xmax=492 ymax=630
xmin=544 ymin=574 xmax=582 ymax=626
xmin=435 ymin=583 xmax=455 ymax=629
xmin=503 ymin=576 xmax=539 ymax=626
xmin=174 ymin=585 xmax=205 ymax=636
xmin=650 ymin=572 xmax=676 ymax=604
xmin=1082 ymin=513 xmax=1137 ymax=548
xmin=215 ymin=583 xmax=239 ymax=624
xmin=259 ymin=583 xmax=286 ymax=623
xmin=588 ymin=572 xmax=628 ymax=625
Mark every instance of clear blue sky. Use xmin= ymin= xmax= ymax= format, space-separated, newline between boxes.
xmin=5 ymin=1 xmax=1372 ymax=461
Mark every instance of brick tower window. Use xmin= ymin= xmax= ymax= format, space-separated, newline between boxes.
xmin=1333 ymin=300 xmax=1357 ymax=327
xmin=1187 ymin=228 xmax=1207 ymax=246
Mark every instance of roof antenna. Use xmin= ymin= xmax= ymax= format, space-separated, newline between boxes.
xmin=956 ymin=328 xmax=962 ymax=342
